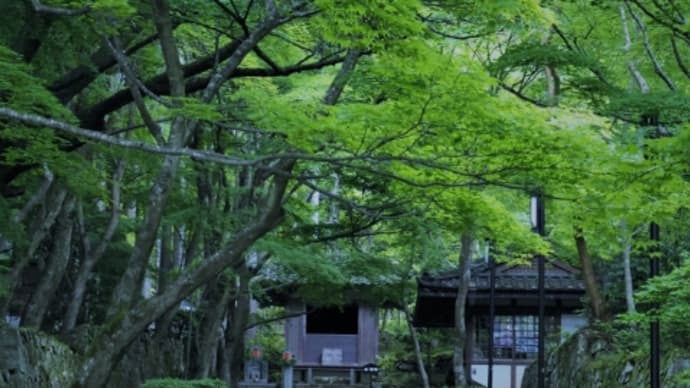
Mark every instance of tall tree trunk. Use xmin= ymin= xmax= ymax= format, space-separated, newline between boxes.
xmin=226 ymin=268 xmax=251 ymax=388
xmin=454 ymin=232 xmax=473 ymax=387
xmin=542 ymin=31 xmax=560 ymax=107
xmin=620 ymin=222 xmax=636 ymax=313
xmin=195 ymin=277 xmax=233 ymax=378
xmin=1 ymin=184 xmax=66 ymax=317
xmin=107 ymin=155 xmax=181 ymax=314
xmin=154 ymin=225 xmax=177 ymax=339
xmin=403 ymin=301 xmax=430 ymax=388
xmin=619 ymin=4 xmax=651 ymax=94
xmin=22 ymin=196 xmax=76 ymax=328
xmin=574 ymin=228 xmax=608 ymax=321
xmin=78 ymin=161 xmax=292 ymax=388
xmin=622 ymin=237 xmax=636 ymax=313
xmin=107 ymin=0 xmax=188 ymax=316
xmin=63 ymin=162 xmax=124 ymax=334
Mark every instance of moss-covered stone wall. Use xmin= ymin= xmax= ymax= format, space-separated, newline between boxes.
xmin=521 ymin=329 xmax=690 ymax=388
xmin=0 ymin=323 xmax=188 ymax=388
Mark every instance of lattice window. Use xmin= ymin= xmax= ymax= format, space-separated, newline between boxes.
xmin=474 ymin=314 xmax=560 ymax=360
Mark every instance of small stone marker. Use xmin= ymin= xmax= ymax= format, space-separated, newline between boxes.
xmin=240 ymin=346 xmax=275 ymax=388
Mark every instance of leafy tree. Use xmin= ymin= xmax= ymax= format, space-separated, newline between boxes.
xmin=2 ymin=1 xmax=690 ymax=388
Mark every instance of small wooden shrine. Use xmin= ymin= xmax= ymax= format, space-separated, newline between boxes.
xmin=284 ymin=300 xmax=378 ymax=385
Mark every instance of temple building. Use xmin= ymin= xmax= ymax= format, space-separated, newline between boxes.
xmin=413 ymin=258 xmax=587 ymax=388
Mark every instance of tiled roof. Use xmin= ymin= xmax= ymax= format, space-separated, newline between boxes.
xmin=418 ymin=259 xmax=586 ymax=295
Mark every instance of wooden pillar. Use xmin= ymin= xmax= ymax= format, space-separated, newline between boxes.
xmin=358 ymin=304 xmax=378 ymax=364
xmin=285 ymin=301 xmax=305 ymax=362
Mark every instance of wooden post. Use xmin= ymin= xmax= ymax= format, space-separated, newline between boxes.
xmin=531 ymin=193 xmax=546 ymax=388
xmin=650 ymin=222 xmax=660 ymax=388
xmin=488 ymin=252 xmax=495 ymax=388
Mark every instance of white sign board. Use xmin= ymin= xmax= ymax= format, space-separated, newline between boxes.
xmin=321 ymin=348 xmax=343 ymax=365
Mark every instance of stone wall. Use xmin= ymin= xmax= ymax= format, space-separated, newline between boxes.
xmin=0 ymin=323 xmax=79 ymax=388
xmin=0 ymin=323 xmax=189 ymax=388
xmin=521 ymin=328 xmax=690 ymax=388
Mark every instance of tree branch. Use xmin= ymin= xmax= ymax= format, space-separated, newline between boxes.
xmin=0 ymin=107 xmax=254 ymax=167
xmin=629 ymin=0 xmax=690 ymax=41
xmin=15 ymin=167 xmax=53 ymax=224
xmin=499 ymin=83 xmax=549 ymax=107
xmin=50 ymin=31 xmax=162 ymax=103
xmin=551 ymin=24 xmax=574 ymax=51
xmin=426 ymin=24 xmax=493 ymax=41
xmin=79 ymin=53 xmax=348 ymax=130
xmin=671 ymin=34 xmax=690 ymax=81
xmin=626 ymin=1 xmax=676 ymax=91
xmin=105 ymin=37 xmax=166 ymax=144
xmin=30 ymin=0 xmax=90 ymax=16
xmin=619 ymin=4 xmax=650 ymax=94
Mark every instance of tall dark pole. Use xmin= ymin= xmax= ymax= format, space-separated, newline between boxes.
xmin=650 ymin=222 xmax=660 ymax=388
xmin=531 ymin=193 xmax=546 ymax=388
xmin=488 ymin=244 xmax=495 ymax=388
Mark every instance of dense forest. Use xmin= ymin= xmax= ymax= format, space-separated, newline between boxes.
xmin=2 ymin=0 xmax=690 ymax=387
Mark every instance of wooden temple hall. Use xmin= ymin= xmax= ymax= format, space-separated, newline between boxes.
xmin=413 ymin=258 xmax=587 ymax=388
